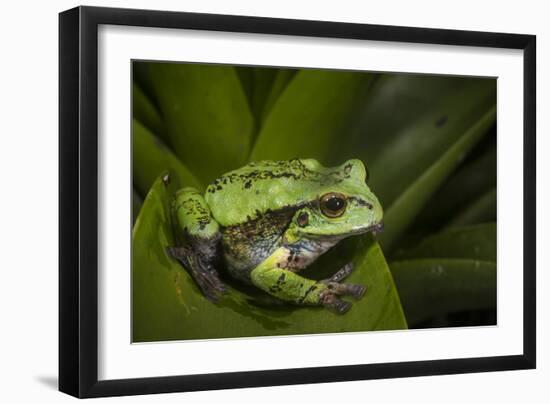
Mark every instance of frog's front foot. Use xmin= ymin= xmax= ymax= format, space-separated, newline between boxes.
xmin=319 ymin=263 xmax=366 ymax=314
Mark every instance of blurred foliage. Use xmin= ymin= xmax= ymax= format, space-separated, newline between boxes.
xmin=132 ymin=62 xmax=497 ymax=341
xmin=391 ymin=259 xmax=496 ymax=326
xmin=136 ymin=63 xmax=253 ymax=185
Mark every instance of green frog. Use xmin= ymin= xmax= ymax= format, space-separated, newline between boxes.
xmin=167 ymin=158 xmax=383 ymax=314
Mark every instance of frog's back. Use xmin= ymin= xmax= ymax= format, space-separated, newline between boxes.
xmin=205 ymin=159 xmax=366 ymax=227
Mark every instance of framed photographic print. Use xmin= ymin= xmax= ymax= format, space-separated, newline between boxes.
xmin=59 ymin=6 xmax=536 ymax=398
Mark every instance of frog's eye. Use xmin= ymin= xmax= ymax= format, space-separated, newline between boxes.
xmin=320 ymin=192 xmax=347 ymax=218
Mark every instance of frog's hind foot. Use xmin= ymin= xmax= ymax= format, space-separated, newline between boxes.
xmin=319 ymin=293 xmax=352 ymax=315
xmin=167 ymin=246 xmax=226 ymax=302
xmin=319 ymin=262 xmax=367 ymax=314
xmin=326 ymin=262 xmax=367 ymax=298
xmin=328 ymin=262 xmax=354 ymax=283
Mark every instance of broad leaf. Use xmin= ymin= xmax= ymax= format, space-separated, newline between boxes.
xmin=132 ymin=83 xmax=165 ymax=140
xmin=342 ymin=74 xmax=492 ymax=168
xmin=250 ymin=68 xmax=279 ymax=120
xmin=367 ymin=79 xmax=496 ymax=205
xmin=132 ymin=189 xmax=143 ymax=224
xmin=260 ymin=68 xmax=297 ymax=124
xmin=378 ymin=105 xmax=496 ymax=251
xmin=390 ymin=222 xmax=496 ymax=326
xmin=390 ymin=258 xmax=496 ymax=325
xmin=235 ymin=66 xmax=254 ymax=104
xmin=406 ymin=144 xmax=496 ymax=242
xmin=236 ymin=66 xmax=278 ymax=122
xmin=132 ymin=174 xmax=407 ymax=342
xmin=132 ymin=120 xmax=201 ymax=196
xmin=395 ymin=223 xmax=496 ymax=262
xmin=250 ymin=69 xmax=374 ymax=163
xmin=446 ymin=188 xmax=497 ymax=228
xmin=144 ymin=63 xmax=254 ymax=184
xmin=132 ymin=62 xmax=159 ymax=108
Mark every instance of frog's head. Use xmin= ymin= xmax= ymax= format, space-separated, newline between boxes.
xmin=291 ymin=159 xmax=383 ymax=240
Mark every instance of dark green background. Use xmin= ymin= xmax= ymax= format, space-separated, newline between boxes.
xmin=132 ymin=62 xmax=497 ymax=342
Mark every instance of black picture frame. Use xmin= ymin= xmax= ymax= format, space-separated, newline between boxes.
xmin=59 ymin=5 xmax=536 ymax=398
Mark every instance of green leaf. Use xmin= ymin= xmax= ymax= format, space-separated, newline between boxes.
xmin=395 ymin=223 xmax=496 ymax=262
xmin=250 ymin=68 xmax=278 ymax=120
xmin=378 ymin=104 xmax=496 ymax=251
xmin=235 ymin=66 xmax=254 ymax=104
xmin=133 ymin=62 xmax=158 ymax=107
xmin=132 ymin=119 xmax=201 ymax=196
xmin=132 ymin=189 xmax=143 ymax=224
xmin=132 ymin=174 xmax=407 ymax=342
xmin=344 ymin=74 xmax=490 ymax=166
xmin=236 ymin=67 xmax=278 ymax=122
xmin=367 ymin=79 xmax=496 ymax=206
xmin=235 ymin=66 xmax=279 ymax=145
xmin=390 ymin=258 xmax=496 ymax=325
xmin=250 ymin=69 xmax=374 ymax=163
xmin=446 ymin=188 xmax=497 ymax=228
xmin=145 ymin=63 xmax=254 ymax=184
xmin=132 ymin=83 xmax=165 ymax=140
xmin=260 ymin=68 xmax=297 ymax=124
xmin=405 ymin=143 xmax=496 ymax=241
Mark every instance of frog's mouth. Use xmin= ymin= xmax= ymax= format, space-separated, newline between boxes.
xmin=300 ymin=221 xmax=384 ymax=239
xmin=339 ymin=221 xmax=384 ymax=238
xmin=350 ymin=221 xmax=384 ymax=237
xmin=370 ymin=221 xmax=384 ymax=235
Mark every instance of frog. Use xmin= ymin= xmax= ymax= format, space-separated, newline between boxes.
xmin=166 ymin=158 xmax=384 ymax=314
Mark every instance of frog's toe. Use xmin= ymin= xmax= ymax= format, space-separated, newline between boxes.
xmin=322 ymin=280 xmax=367 ymax=300
xmin=196 ymin=271 xmax=226 ymax=302
xmin=322 ymin=295 xmax=352 ymax=314
xmin=331 ymin=299 xmax=352 ymax=314
xmin=328 ymin=262 xmax=354 ymax=283
xmin=319 ymin=291 xmax=352 ymax=314
xmin=344 ymin=283 xmax=367 ymax=299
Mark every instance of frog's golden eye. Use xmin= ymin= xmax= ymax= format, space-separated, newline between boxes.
xmin=320 ymin=192 xmax=347 ymax=218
